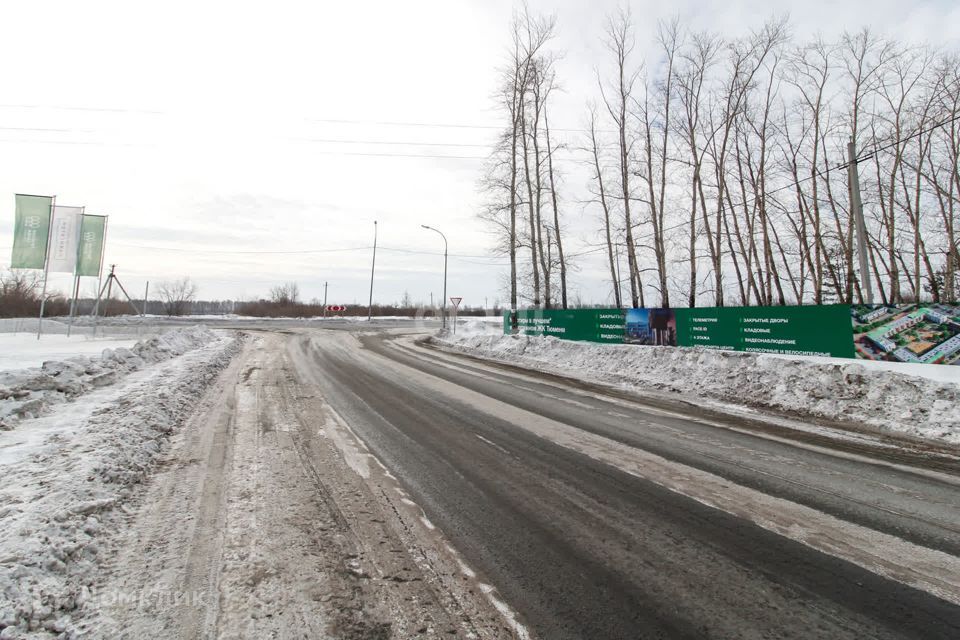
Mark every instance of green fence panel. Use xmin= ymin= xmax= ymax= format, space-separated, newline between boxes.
xmin=505 ymin=309 xmax=626 ymax=343
xmin=675 ymin=304 xmax=855 ymax=358
xmin=505 ymin=304 xmax=856 ymax=359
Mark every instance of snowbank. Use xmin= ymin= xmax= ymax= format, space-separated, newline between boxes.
xmin=0 ymin=327 xmax=220 ymax=432
xmin=0 ymin=331 xmax=239 ymax=638
xmin=434 ymin=331 xmax=960 ymax=445
xmin=0 ymin=335 xmax=140 ymax=372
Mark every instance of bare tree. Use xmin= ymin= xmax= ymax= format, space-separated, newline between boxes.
xmin=635 ymin=18 xmax=679 ymax=307
xmin=841 ymin=29 xmax=891 ymax=302
xmin=0 ymin=269 xmax=42 ymax=298
xmin=599 ymin=6 xmax=644 ymax=308
xmin=482 ymin=6 xmax=555 ymax=312
xmin=157 ymin=277 xmax=198 ymax=316
xmin=786 ymin=37 xmax=836 ymax=303
xmin=524 ymin=56 xmax=552 ymax=307
xmin=543 ymin=100 xmax=569 ymax=308
xmin=270 ymin=282 xmax=300 ymax=305
xmin=675 ymin=31 xmax=721 ymax=307
xmin=586 ymin=104 xmax=622 ymax=308
xmin=704 ymin=20 xmax=788 ymax=306
xmin=0 ymin=269 xmax=44 ymax=318
xmin=477 ymin=12 xmax=960 ymax=308
xmin=928 ymin=55 xmax=960 ymax=300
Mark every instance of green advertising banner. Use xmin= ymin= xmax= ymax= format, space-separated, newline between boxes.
xmin=506 ymin=308 xmax=626 ymax=343
xmin=675 ymin=304 xmax=855 ymax=358
xmin=11 ymin=194 xmax=53 ymax=269
xmin=76 ymin=214 xmax=106 ymax=277
xmin=506 ymin=304 xmax=857 ymax=359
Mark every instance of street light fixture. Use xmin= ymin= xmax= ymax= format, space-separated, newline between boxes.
xmin=421 ymin=224 xmax=448 ymax=329
xmin=368 ymin=221 xmax=377 ymax=322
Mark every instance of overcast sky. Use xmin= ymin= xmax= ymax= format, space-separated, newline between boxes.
xmin=1 ymin=0 xmax=958 ymax=308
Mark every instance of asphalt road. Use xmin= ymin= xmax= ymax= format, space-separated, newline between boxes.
xmin=288 ymin=329 xmax=960 ymax=640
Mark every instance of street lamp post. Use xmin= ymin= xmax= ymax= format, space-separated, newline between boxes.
xmin=368 ymin=221 xmax=377 ymax=322
xmin=421 ymin=225 xmax=448 ymax=329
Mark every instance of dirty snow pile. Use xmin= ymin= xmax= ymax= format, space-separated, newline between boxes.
xmin=0 ymin=326 xmax=220 ymax=431
xmin=0 ymin=330 xmax=240 ymax=639
xmin=435 ymin=327 xmax=960 ymax=445
xmin=0 ymin=335 xmax=140 ymax=372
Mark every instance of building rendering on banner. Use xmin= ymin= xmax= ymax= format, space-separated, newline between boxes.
xmin=856 ymin=306 xmax=889 ymax=324
xmin=862 ymin=306 xmax=960 ymax=365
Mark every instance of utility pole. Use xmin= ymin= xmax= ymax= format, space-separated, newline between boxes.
xmin=142 ymin=281 xmax=149 ymax=317
xmin=368 ymin=221 xmax=378 ymax=322
xmin=105 ymin=265 xmax=115 ymax=310
xmin=421 ymin=225 xmax=448 ymax=329
xmin=323 ymin=281 xmax=328 ymax=318
xmin=91 ymin=265 xmax=140 ymax=337
xmin=847 ymin=139 xmax=874 ymax=304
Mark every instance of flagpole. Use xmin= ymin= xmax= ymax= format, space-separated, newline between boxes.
xmin=91 ymin=216 xmax=108 ymax=339
xmin=36 ymin=196 xmax=56 ymax=340
xmin=67 ymin=274 xmax=80 ymax=337
xmin=66 ymin=207 xmax=85 ymax=338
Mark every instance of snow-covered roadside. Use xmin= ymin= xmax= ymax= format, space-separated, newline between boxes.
xmin=0 ymin=331 xmax=240 ymax=639
xmin=0 ymin=336 xmax=140 ymax=372
xmin=0 ymin=327 xmax=219 ymax=431
xmin=433 ymin=324 xmax=960 ymax=445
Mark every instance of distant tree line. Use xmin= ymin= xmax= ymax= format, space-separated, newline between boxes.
xmin=235 ymin=282 xmax=498 ymax=318
xmin=0 ymin=270 xmax=68 ymax=318
xmin=483 ymin=8 xmax=960 ymax=309
xmin=0 ymin=272 xmax=501 ymax=319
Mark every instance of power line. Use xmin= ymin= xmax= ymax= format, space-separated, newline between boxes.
xmin=0 ymin=106 xmax=589 ymax=132
xmin=0 ymin=126 xmax=588 ymax=158
xmin=291 ymin=137 xmax=493 ymax=148
xmin=292 ymin=140 xmax=584 ymax=159
xmin=309 ymin=117 xmax=501 ymax=130
xmin=307 ymin=116 xmax=595 ymax=134
xmin=378 ymin=245 xmax=507 ymax=261
xmin=0 ymin=104 xmax=163 ymax=115
xmin=565 ymin=246 xmax=609 ymax=259
xmin=110 ymin=241 xmax=509 ymax=261
xmin=0 ymin=126 xmax=94 ymax=133
xmin=869 ymin=112 xmax=960 ymax=158
xmin=113 ymin=243 xmax=372 ymax=255
xmin=0 ymin=138 xmax=151 ymax=148
xmin=305 ymin=150 xmax=488 ymax=160
xmin=764 ymin=112 xmax=960 ymax=198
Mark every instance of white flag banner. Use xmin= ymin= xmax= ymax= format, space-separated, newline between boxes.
xmin=47 ymin=205 xmax=84 ymax=273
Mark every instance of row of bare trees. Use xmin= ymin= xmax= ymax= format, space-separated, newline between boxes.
xmin=0 ymin=270 xmax=68 ymax=317
xmin=481 ymin=9 xmax=571 ymax=311
xmin=483 ymin=7 xmax=960 ymax=309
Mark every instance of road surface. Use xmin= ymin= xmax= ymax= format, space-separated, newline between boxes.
xmin=97 ymin=328 xmax=960 ymax=639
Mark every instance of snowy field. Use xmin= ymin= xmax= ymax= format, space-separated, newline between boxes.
xmin=0 ymin=327 xmax=226 ymax=432
xmin=0 ymin=334 xmax=140 ymax=372
xmin=0 ymin=326 xmax=238 ymax=637
xmin=439 ymin=321 xmax=960 ymax=445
